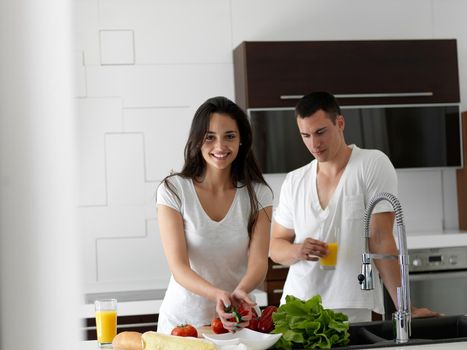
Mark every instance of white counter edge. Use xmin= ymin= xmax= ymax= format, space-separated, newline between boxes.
xmin=81 ymin=288 xmax=268 ymax=318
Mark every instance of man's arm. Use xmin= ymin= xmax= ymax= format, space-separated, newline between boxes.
xmin=270 ymin=220 xmax=328 ymax=266
xmin=370 ymin=212 xmax=440 ymax=318
xmin=369 ymin=212 xmax=400 ymax=304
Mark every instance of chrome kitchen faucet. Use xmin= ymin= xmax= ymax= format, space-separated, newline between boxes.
xmin=357 ymin=192 xmax=411 ymax=344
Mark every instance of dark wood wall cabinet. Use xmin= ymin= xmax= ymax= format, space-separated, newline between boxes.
xmin=233 ymin=39 xmax=460 ymax=109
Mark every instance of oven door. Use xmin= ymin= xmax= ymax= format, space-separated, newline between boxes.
xmin=410 ymin=270 xmax=467 ymax=315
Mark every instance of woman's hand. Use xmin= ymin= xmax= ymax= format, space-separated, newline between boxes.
xmin=215 ymin=290 xmax=237 ymax=332
xmin=297 ymin=237 xmax=328 ymax=261
xmin=215 ymin=289 xmax=251 ymax=332
xmin=231 ymin=289 xmax=255 ymax=308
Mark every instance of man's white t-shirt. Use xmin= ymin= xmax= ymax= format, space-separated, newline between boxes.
xmin=274 ymin=145 xmax=397 ymax=313
xmin=156 ymin=175 xmax=273 ymax=333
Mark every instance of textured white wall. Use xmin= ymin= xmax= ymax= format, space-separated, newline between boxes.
xmin=73 ymin=0 xmax=467 ymax=293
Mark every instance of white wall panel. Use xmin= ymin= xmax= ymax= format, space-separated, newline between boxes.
xmin=264 ymin=173 xmax=287 ymax=208
xmin=397 ymin=170 xmax=444 ymax=233
xmin=73 ymin=51 xmax=86 ymax=97
xmin=80 ymin=206 xmax=147 ymax=239
xmin=433 ymin=0 xmax=467 ymax=110
xmin=72 ymin=0 xmax=100 ymax=65
xmin=106 ymin=133 xmax=147 ymax=206
xmin=100 ymin=29 xmax=135 ymax=65
xmin=124 ymin=107 xmax=193 ymax=181
xmin=86 ymin=64 xmax=235 ymax=108
xmin=231 ymin=0 xmax=433 ymax=47
xmin=97 ymin=218 xmax=170 ymax=286
xmin=79 ymin=221 xmax=98 ymax=284
xmin=79 ymin=205 xmax=149 ymax=284
xmin=99 ymin=0 xmax=232 ymax=64
xmin=442 ymin=169 xmax=460 ymax=231
xmin=77 ymin=98 xmax=123 ymax=206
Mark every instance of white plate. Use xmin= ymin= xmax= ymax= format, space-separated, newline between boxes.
xmin=202 ymin=328 xmax=282 ymax=350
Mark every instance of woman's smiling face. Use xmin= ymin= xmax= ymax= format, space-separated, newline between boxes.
xmin=200 ymin=112 xmax=241 ymax=171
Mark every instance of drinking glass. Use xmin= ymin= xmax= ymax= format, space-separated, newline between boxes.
xmin=95 ymin=299 xmax=117 ymax=348
xmin=319 ymin=228 xmax=339 ymax=270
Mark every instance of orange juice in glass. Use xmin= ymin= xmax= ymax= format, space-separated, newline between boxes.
xmin=95 ymin=299 xmax=117 ymax=348
xmin=320 ymin=228 xmax=339 ymax=270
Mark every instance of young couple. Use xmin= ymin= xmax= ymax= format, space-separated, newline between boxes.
xmin=155 ymin=93 xmax=439 ymax=334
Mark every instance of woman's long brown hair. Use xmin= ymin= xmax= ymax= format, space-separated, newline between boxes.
xmin=159 ymin=96 xmax=271 ymax=238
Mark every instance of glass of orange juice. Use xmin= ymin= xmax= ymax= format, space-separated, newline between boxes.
xmin=319 ymin=228 xmax=339 ymax=270
xmin=95 ymin=299 xmax=117 ymax=348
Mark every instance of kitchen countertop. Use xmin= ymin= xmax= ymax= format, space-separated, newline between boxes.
xmin=79 ymin=340 xmax=467 ymax=350
xmin=407 ymin=231 xmax=467 ymax=249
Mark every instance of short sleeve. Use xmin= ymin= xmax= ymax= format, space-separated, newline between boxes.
xmin=156 ymin=178 xmax=182 ymax=213
xmin=255 ymin=182 xmax=274 ymax=209
xmin=364 ymin=152 xmax=398 ymax=214
xmin=273 ymin=173 xmax=295 ymax=229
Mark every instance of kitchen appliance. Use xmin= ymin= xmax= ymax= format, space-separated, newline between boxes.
xmin=249 ymin=104 xmax=462 ymax=173
xmin=383 ymin=246 xmax=467 ymax=318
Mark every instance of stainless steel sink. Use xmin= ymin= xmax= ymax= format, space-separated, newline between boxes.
xmin=340 ymin=315 xmax=467 ymax=349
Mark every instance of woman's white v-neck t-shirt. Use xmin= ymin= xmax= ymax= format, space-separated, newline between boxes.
xmin=156 ymin=175 xmax=273 ymax=333
xmin=274 ymin=145 xmax=397 ymax=313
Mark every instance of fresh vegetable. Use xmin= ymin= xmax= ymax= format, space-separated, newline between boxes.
xmin=257 ymin=305 xmax=278 ymax=333
xmin=225 ymin=305 xmax=251 ymax=323
xmin=211 ymin=318 xmax=228 ymax=334
xmin=170 ymin=324 xmax=198 ymax=337
xmin=245 ymin=306 xmax=259 ymax=331
xmin=247 ymin=316 xmax=259 ymax=331
xmin=271 ymin=295 xmax=349 ymax=350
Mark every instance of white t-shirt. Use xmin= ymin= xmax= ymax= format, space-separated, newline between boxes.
xmin=156 ymin=175 xmax=273 ymax=333
xmin=274 ymin=145 xmax=397 ymax=313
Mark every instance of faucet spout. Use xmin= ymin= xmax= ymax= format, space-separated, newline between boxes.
xmin=358 ymin=192 xmax=411 ymax=344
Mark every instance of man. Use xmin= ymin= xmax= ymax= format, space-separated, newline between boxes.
xmin=270 ymin=91 xmax=439 ymax=322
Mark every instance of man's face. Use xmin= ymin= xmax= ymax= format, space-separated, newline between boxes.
xmin=296 ymin=109 xmax=345 ymax=163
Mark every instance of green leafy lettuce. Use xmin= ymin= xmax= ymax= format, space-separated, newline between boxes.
xmin=272 ymin=295 xmax=349 ymax=349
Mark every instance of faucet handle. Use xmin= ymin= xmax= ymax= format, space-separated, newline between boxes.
xmin=359 ymin=262 xmax=374 ymax=290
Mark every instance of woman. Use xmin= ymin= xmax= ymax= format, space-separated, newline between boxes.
xmin=156 ymin=96 xmax=273 ymax=334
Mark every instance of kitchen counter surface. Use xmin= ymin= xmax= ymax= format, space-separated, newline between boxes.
xmin=407 ymin=231 xmax=467 ymax=249
xmin=80 ymin=340 xmax=467 ymax=350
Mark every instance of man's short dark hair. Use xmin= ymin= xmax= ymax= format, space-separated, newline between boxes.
xmin=295 ymin=91 xmax=341 ymax=124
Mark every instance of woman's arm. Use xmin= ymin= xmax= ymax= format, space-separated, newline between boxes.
xmin=157 ymin=204 xmax=231 ymax=307
xmin=232 ymin=206 xmax=273 ymax=303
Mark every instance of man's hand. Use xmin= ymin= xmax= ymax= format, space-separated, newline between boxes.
xmin=411 ymin=306 xmax=441 ymax=318
xmin=296 ymin=237 xmax=328 ymax=261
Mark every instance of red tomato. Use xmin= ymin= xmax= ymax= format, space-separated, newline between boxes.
xmin=171 ymin=324 xmax=198 ymax=337
xmin=247 ymin=316 xmax=259 ymax=331
xmin=211 ymin=318 xmax=228 ymax=334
